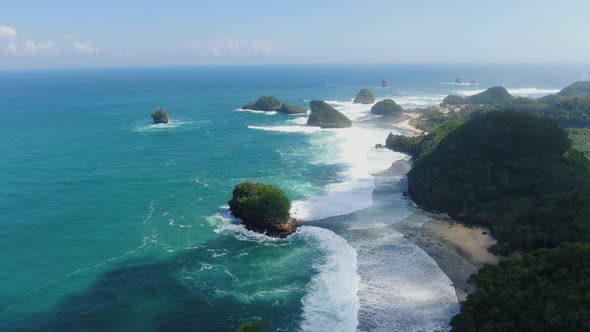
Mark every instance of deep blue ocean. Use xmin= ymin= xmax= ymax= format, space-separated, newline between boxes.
xmin=0 ymin=64 xmax=587 ymax=331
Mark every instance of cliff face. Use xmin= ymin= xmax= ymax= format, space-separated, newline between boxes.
xmin=306 ymin=100 xmax=352 ymax=128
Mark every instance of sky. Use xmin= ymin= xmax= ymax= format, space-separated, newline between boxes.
xmin=1 ymin=0 xmax=589 ymax=69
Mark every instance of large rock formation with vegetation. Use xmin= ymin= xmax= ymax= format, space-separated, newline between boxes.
xmin=228 ymin=182 xmax=297 ymax=237
xmin=401 ymin=111 xmax=590 ymax=254
xmin=440 ymin=82 xmax=590 ymax=127
xmin=242 ymin=96 xmax=282 ymax=112
xmin=151 ymin=109 xmax=169 ymax=124
xmin=353 ymin=88 xmax=375 ymax=104
xmin=555 ymin=81 xmax=590 ymax=97
xmin=277 ymin=103 xmax=307 ymax=114
xmin=441 ymin=86 xmax=513 ymax=106
xmin=243 ymin=96 xmax=307 ymax=115
xmin=370 ymin=99 xmax=402 ymax=115
xmin=387 ymin=110 xmax=590 ymax=330
xmin=307 ymin=100 xmax=352 ymax=128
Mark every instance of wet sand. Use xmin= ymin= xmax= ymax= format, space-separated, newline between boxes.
xmin=397 ymin=216 xmax=499 ymax=302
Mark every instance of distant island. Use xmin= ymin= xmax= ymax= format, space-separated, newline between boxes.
xmin=151 ymin=109 xmax=169 ymax=124
xmin=353 ymin=88 xmax=375 ymax=104
xmin=381 ymin=80 xmax=389 ymax=88
xmin=307 ymin=100 xmax=352 ymax=128
xmin=243 ymin=96 xmax=307 ymax=114
xmin=228 ymin=182 xmax=297 ymax=237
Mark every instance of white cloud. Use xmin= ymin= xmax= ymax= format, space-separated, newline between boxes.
xmin=0 ymin=26 xmax=17 ymax=39
xmin=6 ymin=40 xmax=57 ymax=56
xmin=189 ymin=38 xmax=283 ymax=57
xmin=72 ymin=41 xmax=97 ymax=55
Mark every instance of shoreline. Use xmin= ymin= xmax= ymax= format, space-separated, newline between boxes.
xmin=398 ymin=216 xmax=499 ymax=302
xmin=393 ymin=112 xmax=424 ymax=135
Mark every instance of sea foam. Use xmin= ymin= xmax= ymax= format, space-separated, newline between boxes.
xmin=455 ymin=87 xmax=560 ymax=98
xmin=291 ymin=125 xmax=405 ymax=221
xmin=298 ymin=226 xmax=360 ymax=332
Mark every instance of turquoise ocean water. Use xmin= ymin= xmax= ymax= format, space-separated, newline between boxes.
xmin=0 ymin=65 xmax=587 ymax=331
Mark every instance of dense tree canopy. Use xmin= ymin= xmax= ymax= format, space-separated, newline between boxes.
xmin=389 ymin=111 xmax=590 ymax=254
xmin=307 ymin=100 xmax=352 ymax=128
xmin=353 ymin=88 xmax=375 ymax=104
xmin=228 ymin=182 xmax=291 ymax=226
xmin=370 ymin=99 xmax=402 ymax=115
xmin=243 ymin=96 xmax=283 ymax=112
xmin=451 ymin=244 xmax=590 ymax=332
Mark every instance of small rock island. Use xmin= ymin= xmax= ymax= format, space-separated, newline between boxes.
xmin=353 ymin=88 xmax=375 ymax=104
xmin=381 ymin=80 xmax=389 ymax=88
xmin=307 ymin=100 xmax=352 ymax=128
xmin=243 ymin=96 xmax=307 ymax=114
xmin=151 ymin=109 xmax=169 ymax=124
xmin=228 ymin=182 xmax=297 ymax=237
xmin=243 ymin=96 xmax=282 ymax=112
xmin=370 ymin=99 xmax=402 ymax=115
xmin=278 ymin=103 xmax=307 ymax=114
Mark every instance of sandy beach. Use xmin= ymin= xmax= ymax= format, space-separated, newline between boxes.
xmin=393 ymin=112 xmax=424 ymax=135
xmin=399 ymin=216 xmax=499 ymax=302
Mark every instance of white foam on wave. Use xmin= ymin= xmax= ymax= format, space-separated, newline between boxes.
xmin=133 ymin=119 xmax=190 ymax=132
xmin=288 ymin=117 xmax=309 ymax=125
xmin=455 ymin=87 xmax=560 ymax=97
xmin=324 ymin=100 xmax=377 ymax=121
xmin=248 ymin=125 xmax=322 ymax=133
xmin=235 ymin=108 xmax=278 ymax=115
xmin=206 ymin=206 xmax=288 ymax=243
xmin=297 ymin=226 xmax=360 ymax=332
xmin=391 ymin=94 xmax=447 ymax=108
xmin=442 ymin=82 xmax=479 ymax=86
xmin=291 ymin=126 xmax=405 ymax=221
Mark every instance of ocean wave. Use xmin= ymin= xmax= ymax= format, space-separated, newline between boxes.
xmin=391 ymin=94 xmax=448 ymax=108
xmin=298 ymin=226 xmax=360 ymax=332
xmin=455 ymin=87 xmax=560 ymax=97
xmin=206 ymin=206 xmax=289 ymax=243
xmin=235 ymin=108 xmax=277 ymax=115
xmin=132 ymin=119 xmax=190 ymax=132
xmin=248 ymin=125 xmax=322 ymax=133
xmin=442 ymin=82 xmax=479 ymax=86
xmin=291 ymin=127 xmax=406 ymax=221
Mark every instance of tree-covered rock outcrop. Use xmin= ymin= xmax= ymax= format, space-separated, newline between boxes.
xmin=277 ymin=103 xmax=307 ymax=114
xmin=151 ymin=109 xmax=169 ymax=124
xmin=228 ymin=182 xmax=296 ymax=237
xmin=242 ymin=96 xmax=283 ymax=112
xmin=441 ymin=86 xmax=513 ymax=106
xmin=440 ymin=82 xmax=590 ymax=127
xmin=353 ymin=88 xmax=375 ymax=104
xmin=307 ymin=100 xmax=352 ymax=128
xmin=386 ymin=119 xmax=465 ymax=158
xmin=555 ymin=81 xmax=590 ymax=97
xmin=404 ymin=111 xmax=590 ymax=254
xmin=451 ymin=243 xmax=590 ymax=332
xmin=370 ymin=99 xmax=402 ymax=115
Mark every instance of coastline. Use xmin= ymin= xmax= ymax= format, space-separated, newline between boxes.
xmin=394 ymin=112 xmax=424 ymax=135
xmin=397 ymin=216 xmax=499 ymax=302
